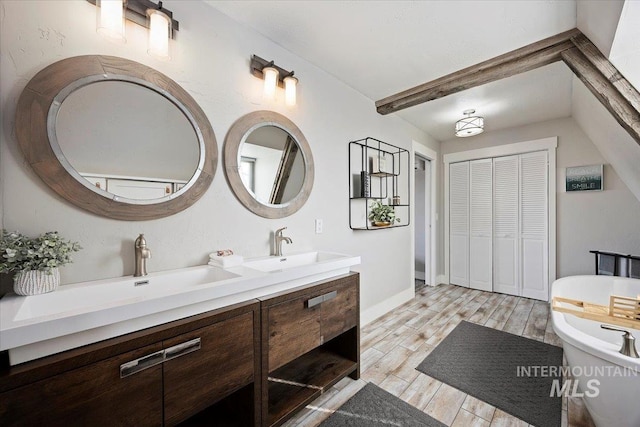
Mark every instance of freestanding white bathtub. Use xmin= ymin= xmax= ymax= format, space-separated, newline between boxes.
xmin=551 ymin=275 xmax=640 ymax=427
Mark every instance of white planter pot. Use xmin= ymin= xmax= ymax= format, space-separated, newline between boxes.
xmin=14 ymin=268 xmax=60 ymax=296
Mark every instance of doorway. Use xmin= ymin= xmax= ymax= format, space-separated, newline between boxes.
xmin=414 ymin=156 xmax=430 ymax=288
xmin=412 ymin=141 xmax=437 ymax=290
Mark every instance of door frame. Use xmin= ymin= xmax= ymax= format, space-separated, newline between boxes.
xmin=412 ymin=141 xmax=438 ymax=288
xmin=443 ymin=137 xmax=557 ymax=298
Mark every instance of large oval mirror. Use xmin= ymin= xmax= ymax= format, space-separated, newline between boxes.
xmin=15 ymin=55 xmax=217 ymax=220
xmin=224 ymin=111 xmax=314 ymax=218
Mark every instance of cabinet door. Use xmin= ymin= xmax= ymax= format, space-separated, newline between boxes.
xmin=106 ymin=178 xmax=172 ymax=199
xmin=267 ymin=293 xmax=322 ymax=371
xmin=0 ymin=343 xmax=163 ymax=426
xmin=321 ymin=281 xmax=358 ymax=343
xmin=163 ymin=311 xmax=255 ymax=426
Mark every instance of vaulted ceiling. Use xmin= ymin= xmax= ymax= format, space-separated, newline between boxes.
xmin=207 ymin=0 xmax=577 ymax=141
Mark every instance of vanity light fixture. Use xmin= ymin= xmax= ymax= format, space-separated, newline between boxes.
xmin=147 ymin=2 xmax=172 ymax=60
xmin=455 ymin=109 xmax=484 ymax=137
xmin=251 ymin=55 xmax=299 ymax=106
xmin=96 ymin=0 xmax=126 ymax=42
xmin=284 ymin=74 xmax=298 ymax=107
xmin=89 ymin=0 xmax=179 ymax=59
xmin=262 ymin=65 xmax=279 ymax=100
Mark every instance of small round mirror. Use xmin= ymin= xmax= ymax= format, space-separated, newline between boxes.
xmin=225 ymin=111 xmax=314 ymax=218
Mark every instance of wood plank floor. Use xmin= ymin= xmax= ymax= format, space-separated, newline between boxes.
xmin=283 ymin=284 xmax=596 ymax=427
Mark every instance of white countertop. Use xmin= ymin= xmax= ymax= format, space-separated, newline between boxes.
xmin=0 ymin=251 xmax=360 ymax=365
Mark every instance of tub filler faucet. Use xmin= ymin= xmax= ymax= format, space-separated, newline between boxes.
xmin=600 ymin=324 xmax=639 ymax=358
xmin=274 ymin=227 xmax=292 ymax=257
xmin=134 ymin=234 xmax=152 ymax=277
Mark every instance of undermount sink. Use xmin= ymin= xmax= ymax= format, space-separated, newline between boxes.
xmin=13 ymin=266 xmax=240 ymax=322
xmin=241 ymin=251 xmax=351 ymax=273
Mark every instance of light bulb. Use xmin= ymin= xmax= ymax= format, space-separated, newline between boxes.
xmin=147 ymin=9 xmax=171 ymax=60
xmin=284 ymin=75 xmax=298 ymax=107
xmin=96 ymin=0 xmax=125 ymax=43
xmin=262 ymin=67 xmax=279 ymax=100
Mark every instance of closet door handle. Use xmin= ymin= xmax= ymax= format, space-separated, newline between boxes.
xmin=120 ymin=350 xmax=165 ymax=378
xmin=165 ymin=338 xmax=201 ymax=361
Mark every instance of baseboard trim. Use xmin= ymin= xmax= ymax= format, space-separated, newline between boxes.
xmin=361 ymin=287 xmax=415 ymax=326
xmin=415 ymin=271 xmax=426 ymax=280
xmin=436 ymin=274 xmax=446 ymax=285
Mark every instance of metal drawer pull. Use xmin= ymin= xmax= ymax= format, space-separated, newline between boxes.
xmin=307 ymin=295 xmax=324 ymax=308
xmin=120 ymin=350 xmax=164 ymax=378
xmin=306 ymin=290 xmax=338 ymax=308
xmin=322 ymin=290 xmax=337 ymax=303
xmin=165 ymin=338 xmax=201 ymax=361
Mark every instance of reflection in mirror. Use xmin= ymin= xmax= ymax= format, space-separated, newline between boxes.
xmin=224 ymin=110 xmax=314 ymax=219
xmin=239 ymin=125 xmax=305 ymax=205
xmin=54 ymin=80 xmax=200 ymax=201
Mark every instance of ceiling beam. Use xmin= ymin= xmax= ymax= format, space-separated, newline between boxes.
xmin=561 ymin=45 xmax=640 ymax=145
xmin=568 ymin=33 xmax=640 ymax=114
xmin=375 ymin=28 xmax=640 ymax=146
xmin=375 ymin=28 xmax=581 ymax=115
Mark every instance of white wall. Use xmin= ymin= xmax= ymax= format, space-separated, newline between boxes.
xmin=0 ymin=0 xmax=440 ymax=320
xmin=576 ymin=0 xmax=624 ymax=57
xmin=441 ymin=116 xmax=640 ymax=278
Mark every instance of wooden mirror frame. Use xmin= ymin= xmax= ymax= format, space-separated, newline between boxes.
xmin=15 ymin=55 xmax=217 ymax=221
xmin=224 ymin=111 xmax=314 ymax=219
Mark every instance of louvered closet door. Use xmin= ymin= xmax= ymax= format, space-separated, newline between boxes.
xmin=449 ymin=161 xmax=469 ymax=287
xmin=493 ymin=156 xmax=519 ymax=296
xmin=469 ymin=159 xmax=493 ymax=292
xmin=520 ymin=151 xmax=549 ymax=300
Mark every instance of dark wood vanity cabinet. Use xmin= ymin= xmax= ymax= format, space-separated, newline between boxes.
xmin=0 ymin=273 xmax=359 ymax=427
xmin=261 ymin=272 xmax=360 ymax=426
xmin=164 ymin=310 xmax=256 ymax=426
xmin=0 ymin=342 xmax=165 ymax=426
xmin=0 ymin=300 xmax=260 ymax=427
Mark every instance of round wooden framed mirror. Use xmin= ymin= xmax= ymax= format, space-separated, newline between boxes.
xmin=224 ymin=111 xmax=314 ymax=218
xmin=15 ymin=55 xmax=217 ymax=221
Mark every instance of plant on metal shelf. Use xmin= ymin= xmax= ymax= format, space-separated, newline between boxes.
xmin=368 ymin=201 xmax=400 ymax=227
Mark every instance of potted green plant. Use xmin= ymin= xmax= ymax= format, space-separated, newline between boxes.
xmin=368 ymin=200 xmax=400 ymax=227
xmin=1 ymin=230 xmax=81 ymax=295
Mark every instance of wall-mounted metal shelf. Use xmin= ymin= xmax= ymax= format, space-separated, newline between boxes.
xmin=348 ymin=138 xmax=410 ymax=230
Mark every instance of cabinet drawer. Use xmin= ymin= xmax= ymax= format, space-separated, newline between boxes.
xmin=268 ymin=293 xmax=322 ymax=371
xmin=0 ymin=343 xmax=164 ymax=426
xmin=321 ymin=281 xmax=358 ymax=343
xmin=163 ymin=311 xmax=255 ymax=426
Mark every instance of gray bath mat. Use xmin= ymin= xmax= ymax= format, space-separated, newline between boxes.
xmin=416 ymin=321 xmax=563 ymax=427
xmin=319 ymin=383 xmax=446 ymax=426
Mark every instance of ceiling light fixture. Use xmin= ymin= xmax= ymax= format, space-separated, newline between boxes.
xmin=250 ymin=55 xmax=299 ymax=107
xmin=455 ymin=109 xmax=484 ymax=137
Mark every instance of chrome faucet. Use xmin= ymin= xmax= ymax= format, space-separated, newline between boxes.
xmin=601 ymin=324 xmax=639 ymax=358
xmin=274 ymin=227 xmax=292 ymax=257
xmin=134 ymin=234 xmax=152 ymax=277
